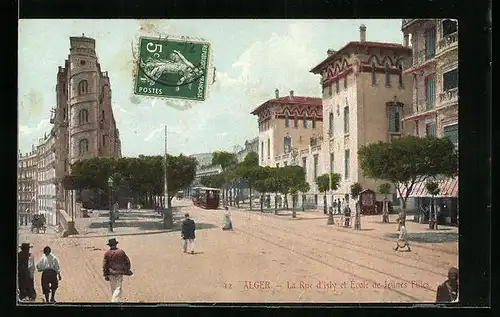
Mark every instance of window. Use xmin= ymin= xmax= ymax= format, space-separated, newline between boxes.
xmin=344 ymin=150 xmax=350 ymax=180
xmin=63 ymin=107 xmax=66 ymax=120
xmin=344 ymin=75 xmax=348 ymax=89
xmin=312 ymin=117 xmax=316 ymax=129
xmin=425 ymin=75 xmax=436 ymax=108
xmin=388 ymin=105 xmax=402 ymax=133
xmin=328 ymin=112 xmax=334 ymax=136
xmin=79 ymin=139 xmax=89 ymax=155
xmin=313 ymin=154 xmax=319 ymax=180
xmin=261 ymin=142 xmax=264 ymax=161
xmin=267 ymin=139 xmax=270 ymax=159
xmin=285 ymin=111 xmax=289 ymax=128
xmin=426 ymin=122 xmax=436 ymax=136
xmin=385 ymin=63 xmax=391 ymax=87
xmin=302 ymin=157 xmax=307 ymax=173
xmin=371 ymin=61 xmax=377 ymax=85
xmin=310 ymin=137 xmax=317 ymax=146
xmin=284 ymin=136 xmax=291 ymax=153
xmin=303 ymin=117 xmax=308 ymax=128
xmin=398 ymin=65 xmax=403 ymax=87
xmin=443 ymin=124 xmax=458 ymax=147
xmin=442 ymin=19 xmax=458 ymax=37
xmin=78 ymin=109 xmax=89 ymax=124
xmin=102 ymin=110 xmax=105 ymax=120
xmin=328 ymin=85 xmax=332 ymax=97
xmin=425 ymin=28 xmax=436 ymax=58
xmin=78 ymin=80 xmax=88 ymax=95
xmin=344 ymin=106 xmax=349 ymax=134
xmin=336 ymin=81 xmax=340 ymax=93
xmin=415 ymin=120 xmax=420 ymax=136
xmin=330 ymin=153 xmax=334 ymax=173
xmin=443 ymin=68 xmax=458 ymax=91
xmin=63 ymin=84 xmax=66 ymax=95
xmin=294 ymin=115 xmax=298 ymax=128
xmin=102 ymin=135 xmax=106 ymax=146
xmin=80 ymin=60 xmax=86 ymax=66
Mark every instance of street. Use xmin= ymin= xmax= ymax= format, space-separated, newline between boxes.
xmin=18 ymin=199 xmax=458 ymax=303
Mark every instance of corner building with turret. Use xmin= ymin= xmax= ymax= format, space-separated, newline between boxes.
xmin=52 ymin=35 xmax=121 ymax=210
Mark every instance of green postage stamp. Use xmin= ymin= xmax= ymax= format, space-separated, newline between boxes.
xmin=133 ymin=36 xmax=212 ymax=101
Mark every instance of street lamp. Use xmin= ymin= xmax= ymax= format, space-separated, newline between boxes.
xmin=108 ymin=177 xmax=113 ymax=232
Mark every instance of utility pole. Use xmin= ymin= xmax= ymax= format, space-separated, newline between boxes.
xmin=163 ymin=125 xmax=173 ymax=229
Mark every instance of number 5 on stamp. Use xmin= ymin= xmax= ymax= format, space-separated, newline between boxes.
xmin=134 ymin=36 xmax=211 ymax=101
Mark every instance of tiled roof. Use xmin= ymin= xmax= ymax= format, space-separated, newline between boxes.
xmin=251 ymin=96 xmax=322 ymax=115
xmin=310 ymin=41 xmax=412 ymax=73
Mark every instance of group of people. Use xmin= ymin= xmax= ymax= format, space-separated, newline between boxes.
xmin=17 ymin=243 xmax=61 ymax=303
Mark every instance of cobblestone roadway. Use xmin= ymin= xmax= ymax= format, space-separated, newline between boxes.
xmin=18 ymin=200 xmax=458 ymax=303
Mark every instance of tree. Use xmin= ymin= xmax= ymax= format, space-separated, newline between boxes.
xmin=378 ymin=183 xmax=391 ymax=223
xmin=358 ymin=136 xmax=458 ymax=220
xmin=234 ymin=152 xmax=260 ymax=210
xmin=253 ymin=166 xmax=273 ymax=212
xmin=350 ymin=182 xmax=363 ymax=230
xmin=165 ymin=154 xmax=198 ymax=208
xmin=212 ymin=151 xmax=238 ymax=204
xmin=290 ymin=182 xmax=310 ymax=218
xmin=425 ymin=181 xmax=440 ymax=230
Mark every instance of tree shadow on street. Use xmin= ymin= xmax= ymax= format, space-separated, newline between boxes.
xmin=88 ymin=220 xmax=217 ymax=232
xmin=384 ymin=231 xmax=458 ymax=243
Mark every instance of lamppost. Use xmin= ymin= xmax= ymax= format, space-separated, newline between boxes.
xmin=108 ymin=177 xmax=114 ymax=232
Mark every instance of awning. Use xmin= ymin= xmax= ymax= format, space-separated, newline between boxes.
xmin=398 ymin=176 xmax=458 ymax=198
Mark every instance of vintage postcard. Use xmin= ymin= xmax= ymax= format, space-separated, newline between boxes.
xmin=17 ymin=19 xmax=458 ymax=304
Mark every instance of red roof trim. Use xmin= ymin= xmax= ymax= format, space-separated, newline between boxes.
xmin=250 ymin=96 xmax=322 ymax=115
xmin=310 ymin=41 xmax=412 ymax=73
xmin=403 ymin=59 xmax=437 ymax=75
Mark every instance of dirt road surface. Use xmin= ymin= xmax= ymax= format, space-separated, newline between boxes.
xmin=17 ymin=199 xmax=458 ymax=303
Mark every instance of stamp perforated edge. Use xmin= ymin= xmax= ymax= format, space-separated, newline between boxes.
xmin=131 ymin=33 xmax=214 ymax=103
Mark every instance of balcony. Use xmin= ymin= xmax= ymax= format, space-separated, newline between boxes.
xmin=311 ymin=145 xmax=322 ymax=153
xmin=437 ymin=32 xmax=458 ymax=54
xmin=411 ymin=49 xmax=436 ymax=69
xmin=438 ymin=87 xmax=459 ymax=108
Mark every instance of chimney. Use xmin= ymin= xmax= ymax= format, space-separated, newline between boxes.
xmin=404 ymin=33 xmax=410 ymax=47
xmin=327 ymin=49 xmax=336 ymax=56
xmin=275 ymin=88 xmax=279 ymax=99
xmin=360 ymin=24 xmax=367 ymax=43
xmin=289 ymin=90 xmax=294 ymax=99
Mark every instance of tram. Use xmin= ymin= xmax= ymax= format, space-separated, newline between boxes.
xmin=192 ymin=187 xmax=221 ymax=209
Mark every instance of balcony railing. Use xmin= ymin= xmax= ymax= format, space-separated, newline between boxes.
xmin=411 ymin=49 xmax=435 ymax=68
xmin=311 ymin=145 xmax=322 ymax=153
xmin=438 ymin=87 xmax=459 ymax=107
xmin=438 ymin=32 xmax=458 ymax=53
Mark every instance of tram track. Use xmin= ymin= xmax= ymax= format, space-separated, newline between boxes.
xmin=250 ymin=218 xmax=453 ymax=275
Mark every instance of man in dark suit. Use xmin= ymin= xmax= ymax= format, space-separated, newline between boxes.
xmin=181 ymin=213 xmax=196 ymax=254
xmin=18 ymin=243 xmax=36 ymax=301
xmin=436 ymin=267 xmax=459 ymax=302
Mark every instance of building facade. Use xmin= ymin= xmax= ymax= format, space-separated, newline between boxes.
xmin=251 ymin=89 xmax=323 ymax=168
xmin=36 ymin=132 xmax=57 ymax=226
xmin=17 ymin=147 xmax=38 ymax=225
xmin=400 ymin=19 xmax=458 ymax=223
xmin=235 ymin=137 xmax=259 ymax=163
xmin=308 ymin=24 xmax=413 ymax=207
xmin=51 ymin=35 xmax=122 ymax=212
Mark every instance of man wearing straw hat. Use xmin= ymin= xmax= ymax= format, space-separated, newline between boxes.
xmin=102 ymin=238 xmax=132 ymax=302
xmin=18 ymin=243 xmax=36 ymax=301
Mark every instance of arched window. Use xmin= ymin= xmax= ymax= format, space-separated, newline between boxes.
xmin=312 ymin=116 xmax=317 ymax=129
xmin=79 ymin=139 xmax=89 ymax=155
xmin=78 ymin=80 xmax=88 ymax=95
xmin=328 ymin=112 xmax=334 ymax=136
xmin=303 ymin=116 xmax=308 ymax=128
xmin=371 ymin=61 xmax=377 ymax=85
xmin=78 ymin=109 xmax=89 ymax=124
xmin=284 ymin=136 xmax=292 ymax=153
xmin=385 ymin=63 xmax=391 ymax=87
xmin=284 ymin=111 xmax=289 ymax=128
xmin=294 ymin=114 xmax=298 ymax=128
xmin=442 ymin=19 xmax=458 ymax=37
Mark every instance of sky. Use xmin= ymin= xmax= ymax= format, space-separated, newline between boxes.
xmin=18 ymin=19 xmax=404 ymax=157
